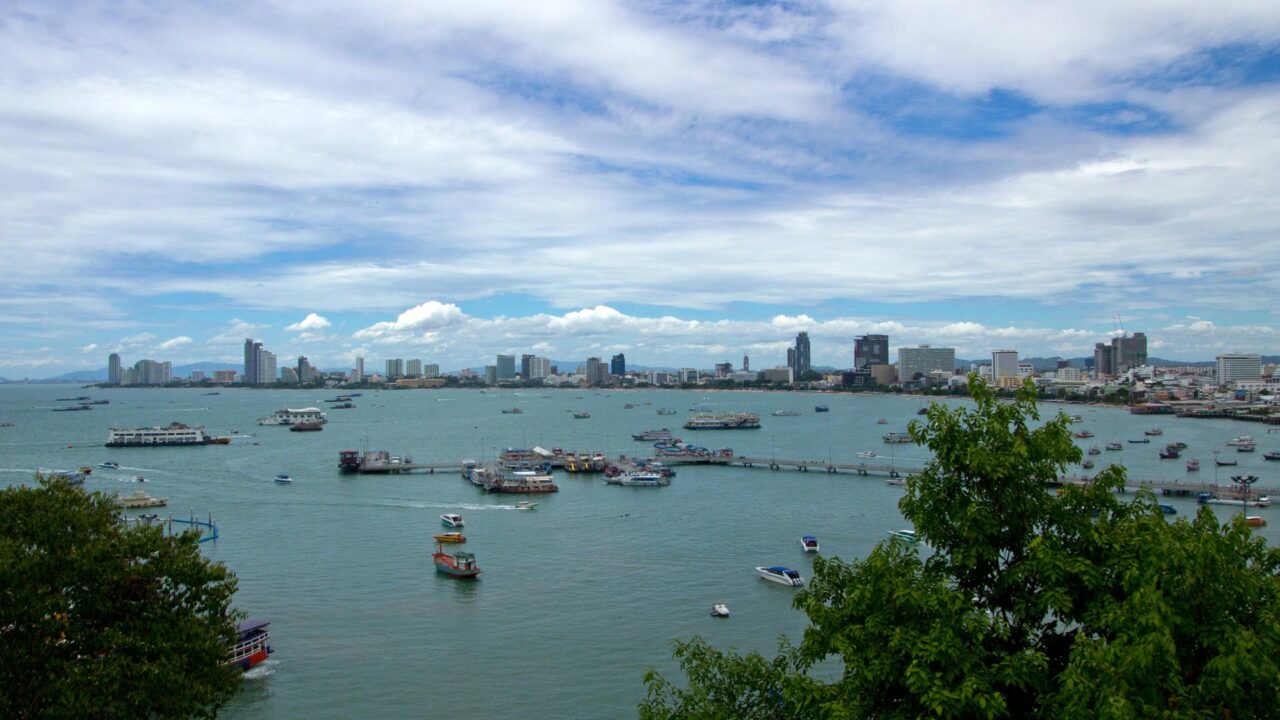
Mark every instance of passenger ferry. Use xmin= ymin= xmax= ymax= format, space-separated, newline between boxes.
xmin=227 ymin=619 xmax=273 ymax=671
xmin=683 ymin=412 xmax=761 ymax=430
xmin=486 ymin=470 xmax=560 ymax=494
xmin=106 ymin=422 xmax=211 ymax=447
xmin=882 ymin=432 xmax=913 ymax=444
xmin=257 ymin=407 xmax=327 ymax=426
xmin=631 ymin=428 xmax=675 ymax=441
xmin=605 ymin=471 xmax=670 ymax=487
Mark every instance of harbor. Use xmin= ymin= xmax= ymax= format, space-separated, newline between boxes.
xmin=3 ymin=383 xmax=1278 ymax=720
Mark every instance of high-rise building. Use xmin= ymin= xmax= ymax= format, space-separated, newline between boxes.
xmin=355 ymin=357 xmax=364 ymax=382
xmin=425 ymin=363 xmax=440 ymax=378
xmin=280 ymin=366 xmax=299 ymax=384
xmin=679 ymin=368 xmax=699 ymax=384
xmin=714 ymin=362 xmax=732 ymax=378
xmin=898 ymin=345 xmax=956 ymax=381
xmin=108 ymin=353 xmax=122 ymax=385
xmin=484 ymin=365 xmax=497 ymax=385
xmin=1093 ymin=343 xmax=1113 ymax=377
xmin=258 ymin=350 xmax=276 ymax=384
xmin=1111 ymin=332 xmax=1148 ymax=374
xmin=386 ymin=359 xmax=404 ymax=379
xmin=406 ymin=359 xmax=423 ymax=378
xmin=495 ymin=355 xmax=516 ymax=380
xmin=528 ymin=357 xmax=550 ymax=379
xmin=854 ymin=334 xmax=889 ymax=369
xmin=127 ymin=359 xmax=172 ymax=386
xmin=610 ymin=353 xmax=625 ymax=378
xmin=1217 ymin=353 xmax=1262 ymax=385
xmin=786 ymin=348 xmax=796 ymax=376
xmin=793 ymin=332 xmax=811 ymax=377
xmin=521 ymin=354 xmax=535 ymax=378
xmin=585 ymin=357 xmax=606 ymax=386
xmin=298 ymin=356 xmax=316 ymax=384
xmin=244 ymin=339 xmax=261 ymax=385
xmin=742 ymin=354 xmax=749 ymax=372
xmin=992 ymin=350 xmax=1019 ymax=380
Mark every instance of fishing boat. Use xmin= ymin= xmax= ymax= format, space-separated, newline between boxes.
xmin=1186 ymin=459 xmax=1200 ymax=472
xmin=800 ymin=535 xmax=819 ymax=552
xmin=227 ymin=619 xmax=273 ymax=671
xmin=1087 ymin=446 xmax=1101 ymax=455
xmin=441 ymin=514 xmax=464 ymax=528
xmin=434 ymin=532 xmax=466 ymax=543
xmin=1237 ymin=443 xmax=1256 ymax=453
xmin=1074 ymin=430 xmax=1094 ymax=439
xmin=572 ymin=411 xmax=591 ymax=419
xmin=886 ymin=529 xmax=919 ymax=543
xmin=1216 ymin=459 xmax=1239 ymax=467
xmin=1106 ymin=442 xmax=1123 ymax=451
xmin=710 ymin=603 xmax=731 ymax=618
xmin=1227 ymin=436 xmax=1255 ymax=447
xmin=755 ymin=566 xmax=804 ymax=586
xmin=1082 ymin=460 xmax=1095 ymax=469
xmin=1144 ymin=427 xmax=1163 ymax=436
xmin=501 ymin=408 xmax=523 ymax=414
xmin=433 ymin=545 xmax=482 ymax=579
xmin=98 ymin=460 xmax=120 ymax=469
xmin=1264 ymin=451 xmax=1280 ymax=461
xmin=1129 ymin=438 xmax=1150 ymax=444
xmin=814 ymin=405 xmax=829 ymax=413
xmin=1159 ymin=447 xmax=1180 ymax=459
xmin=274 ymin=474 xmax=292 ymax=484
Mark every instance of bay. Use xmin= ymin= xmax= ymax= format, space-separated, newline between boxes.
xmin=2 ymin=384 xmax=1276 ymax=718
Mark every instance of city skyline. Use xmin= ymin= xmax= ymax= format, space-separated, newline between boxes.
xmin=3 ymin=3 xmax=1280 ymax=376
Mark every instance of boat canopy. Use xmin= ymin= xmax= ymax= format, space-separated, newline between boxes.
xmin=767 ymin=566 xmax=798 ymax=574
xmin=237 ymin=618 xmax=271 ymax=635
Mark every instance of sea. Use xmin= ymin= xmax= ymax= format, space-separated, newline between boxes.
xmin=2 ymin=384 xmax=1277 ymax=719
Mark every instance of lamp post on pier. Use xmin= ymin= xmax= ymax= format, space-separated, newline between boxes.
xmin=1232 ymin=474 xmax=1259 ymax=520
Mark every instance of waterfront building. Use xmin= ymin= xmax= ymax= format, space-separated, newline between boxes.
xmin=714 ymin=362 xmax=732 ymax=378
xmin=527 ymin=357 xmax=550 ymax=379
xmin=212 ymin=369 xmax=237 ymax=383
xmin=1018 ymin=362 xmax=1035 ymax=378
xmin=898 ymin=345 xmax=955 ymax=381
xmin=354 ymin=357 xmax=364 ymax=382
xmin=855 ymin=334 xmax=889 ymax=369
xmin=386 ymin=359 xmax=404 ymax=379
xmin=257 ymin=350 xmax=276 ymax=384
xmin=520 ymin=354 xmax=535 ymax=378
xmin=610 ymin=353 xmax=626 ymax=379
xmin=1057 ymin=367 xmax=1083 ymax=382
xmin=1093 ymin=342 xmax=1113 ymax=377
xmin=108 ymin=353 xmax=122 ymax=384
xmin=584 ymin=357 xmax=607 ymax=386
xmin=742 ymin=354 xmax=749 ymax=372
xmin=425 ymin=363 xmax=440 ymax=378
xmin=244 ymin=339 xmax=260 ymax=385
xmin=678 ymin=368 xmax=699 ymax=384
xmin=992 ymin=350 xmax=1019 ymax=380
xmin=125 ymin=359 xmax=172 ymax=386
xmin=792 ymin=332 xmax=811 ymax=377
xmin=190 ymin=370 xmax=205 ymax=382
xmin=762 ymin=367 xmax=794 ymax=384
xmin=1217 ymin=353 xmax=1262 ymax=386
xmin=406 ymin=359 xmax=422 ymax=378
xmin=1111 ymin=332 xmax=1148 ymax=375
xmin=280 ymin=367 xmax=299 ymax=384
xmin=496 ymin=354 xmax=516 ymax=380
xmin=298 ymin=356 xmax=316 ymax=383
xmin=484 ymin=365 xmax=497 ymax=385
xmin=870 ymin=363 xmax=897 ymax=386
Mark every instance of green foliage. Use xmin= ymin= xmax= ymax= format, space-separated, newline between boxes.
xmin=640 ymin=377 xmax=1280 ymax=719
xmin=0 ymin=476 xmax=243 ymax=719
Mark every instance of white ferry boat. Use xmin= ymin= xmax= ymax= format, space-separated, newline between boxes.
xmin=257 ymin=407 xmax=327 ymax=426
xmin=683 ymin=412 xmax=761 ymax=430
xmin=605 ymin=471 xmax=670 ymax=487
xmin=106 ymin=422 xmax=211 ymax=447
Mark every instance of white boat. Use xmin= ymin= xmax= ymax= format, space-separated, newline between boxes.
xmin=99 ymin=461 xmax=120 ymax=469
xmin=607 ymin=471 xmax=670 ymax=487
xmin=710 ymin=603 xmax=731 ymax=618
xmin=800 ymin=535 xmax=819 ymax=552
xmin=515 ymin=500 xmax=537 ymax=511
xmin=771 ymin=410 xmax=801 ymax=417
xmin=257 ymin=407 xmax=327 ymax=426
xmin=116 ymin=489 xmax=167 ymax=509
xmin=106 ymin=422 xmax=211 ymax=447
xmin=1227 ymin=436 xmax=1255 ymax=447
xmin=882 ymin=432 xmax=912 ymax=444
xmin=131 ymin=475 xmax=147 ymax=483
xmin=887 ymin=529 xmax=919 ymax=543
xmin=756 ymin=566 xmax=804 ymax=586
xmin=274 ymin=474 xmax=292 ymax=484
xmin=1197 ymin=492 xmax=1271 ymax=508
xmin=441 ymin=514 xmax=464 ymax=528
xmin=856 ymin=451 xmax=877 ymax=459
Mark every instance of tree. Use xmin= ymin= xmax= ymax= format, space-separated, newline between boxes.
xmin=641 ymin=377 xmax=1280 ymax=718
xmin=0 ymin=476 xmax=243 ymax=719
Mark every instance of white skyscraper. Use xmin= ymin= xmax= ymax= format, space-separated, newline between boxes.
xmin=992 ymin=350 xmax=1019 ymax=380
xmin=1216 ymin=353 xmax=1262 ymax=385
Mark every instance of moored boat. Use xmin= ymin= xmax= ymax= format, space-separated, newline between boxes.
xmin=771 ymin=410 xmax=801 ymax=417
xmin=710 ymin=603 xmax=731 ymax=617
xmin=1144 ymin=427 xmax=1163 ymax=436
xmin=606 ymin=471 xmax=670 ymax=487
xmin=1247 ymin=516 xmax=1267 ymax=527
xmin=257 ymin=407 xmax=327 ymax=426
xmin=683 ymin=412 xmax=761 ymax=430
xmin=755 ymin=566 xmax=804 ymax=586
xmin=814 ymin=405 xmax=829 ymax=412
xmin=572 ymin=411 xmax=591 ymax=419
xmin=441 ymin=513 xmax=464 ymax=528
xmin=1186 ymin=459 xmax=1200 ymax=472
xmin=886 ymin=529 xmax=919 ymax=543
xmin=1227 ymin=436 xmax=1255 ymax=447
xmin=1106 ymin=442 xmax=1123 ymax=451
xmin=116 ymin=489 xmax=167 ymax=509
xmin=801 ymin=535 xmax=819 ymax=552
xmin=1074 ymin=430 xmax=1094 ymax=438
xmin=274 ymin=474 xmax=292 ymax=484
xmin=434 ymin=532 xmax=466 ymax=543
xmin=632 ymin=429 xmax=675 ymax=441
xmin=227 ymin=619 xmax=273 ymax=671
xmin=1265 ymin=451 xmax=1280 ymax=461
xmin=882 ymin=432 xmax=912 ymax=444
xmin=106 ymin=422 xmax=211 ymax=447
xmin=289 ymin=422 xmax=324 ymax=432
xmin=501 ymin=407 xmax=523 ymax=414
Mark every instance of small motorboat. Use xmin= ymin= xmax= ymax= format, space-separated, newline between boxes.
xmin=572 ymin=411 xmax=591 ymax=419
xmin=856 ymin=451 xmax=877 ymax=459
xmin=99 ymin=461 xmax=120 ymax=470
xmin=1144 ymin=427 xmax=1163 ymax=436
xmin=876 ymin=418 xmax=888 ymax=425
xmin=800 ymin=535 xmax=820 ymax=552
xmin=131 ymin=475 xmax=147 ymax=483
xmin=501 ymin=408 xmax=523 ymax=414
xmin=755 ymin=566 xmax=804 ymax=586
xmin=1263 ymin=451 xmax=1280 ymax=461
xmin=886 ymin=529 xmax=919 ymax=544
xmin=433 ymin=532 xmax=466 ymax=544
xmin=441 ymin=513 xmax=464 ymax=528
xmin=1159 ymin=504 xmax=1177 ymax=515
xmin=1087 ymin=446 xmax=1101 ymax=455
xmin=1082 ymin=460 xmax=1095 ymax=469
xmin=1216 ymin=459 xmax=1239 ymax=467
xmin=1106 ymin=442 xmax=1123 ymax=451
xmin=814 ymin=405 xmax=829 ymax=412
xmin=1186 ymin=459 xmax=1200 ymax=472
xmin=1074 ymin=430 xmax=1094 ymax=439
xmin=1129 ymin=438 xmax=1150 ymax=444
xmin=710 ymin=603 xmax=731 ymax=618
xmin=139 ymin=512 xmax=162 ymax=523
xmin=274 ymin=474 xmax=292 ymax=484
xmin=1237 ymin=444 xmax=1256 ymax=453
xmin=515 ymin=500 xmax=537 ymax=511
xmin=1247 ymin=516 xmax=1267 ymax=527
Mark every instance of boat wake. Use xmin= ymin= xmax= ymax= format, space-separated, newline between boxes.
xmin=380 ymin=500 xmax=520 ymax=512
xmin=242 ymin=659 xmax=279 ymax=680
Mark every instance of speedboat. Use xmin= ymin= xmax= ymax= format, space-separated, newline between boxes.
xmin=800 ymin=535 xmax=819 ymax=552
xmin=1159 ymin=504 xmax=1177 ymax=515
xmin=433 ymin=532 xmax=466 ymax=544
xmin=710 ymin=603 xmax=731 ymax=617
xmin=814 ymin=405 xmax=829 ymax=413
xmin=441 ymin=514 xmax=464 ymax=528
xmin=856 ymin=451 xmax=876 ymax=459
xmin=274 ymin=474 xmax=292 ymax=484
xmin=131 ymin=475 xmax=147 ymax=483
xmin=515 ymin=500 xmax=537 ymax=511
xmin=755 ymin=566 xmax=804 ymax=586
xmin=886 ymin=529 xmax=919 ymax=543
xmin=99 ymin=461 xmax=120 ymax=470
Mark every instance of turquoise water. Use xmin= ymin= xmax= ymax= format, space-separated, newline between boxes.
xmin=2 ymin=385 xmax=1277 ymax=718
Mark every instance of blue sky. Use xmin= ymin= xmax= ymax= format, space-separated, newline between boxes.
xmin=2 ymin=1 xmax=1280 ymax=376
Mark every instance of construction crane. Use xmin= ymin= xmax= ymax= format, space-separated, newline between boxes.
xmin=1114 ymin=311 xmax=1126 ymax=338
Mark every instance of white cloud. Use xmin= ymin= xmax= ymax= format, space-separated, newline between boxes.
xmin=156 ymin=336 xmax=193 ymax=351
xmin=286 ymin=313 xmax=332 ymax=332
xmin=80 ymin=343 xmax=98 ymax=353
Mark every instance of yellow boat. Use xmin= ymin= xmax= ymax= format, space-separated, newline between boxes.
xmin=433 ymin=532 xmax=466 ymax=544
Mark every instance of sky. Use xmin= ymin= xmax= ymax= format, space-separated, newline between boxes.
xmin=3 ymin=1 xmax=1280 ymax=377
